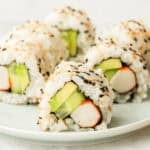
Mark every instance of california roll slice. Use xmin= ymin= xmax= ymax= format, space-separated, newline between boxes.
xmin=0 ymin=47 xmax=55 ymax=104
xmin=38 ymin=61 xmax=113 ymax=132
xmin=100 ymin=20 xmax=150 ymax=71
xmin=85 ymin=39 xmax=150 ymax=103
xmin=44 ymin=6 xmax=96 ymax=60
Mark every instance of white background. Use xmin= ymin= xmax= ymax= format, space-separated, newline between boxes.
xmin=0 ymin=0 xmax=149 ymax=149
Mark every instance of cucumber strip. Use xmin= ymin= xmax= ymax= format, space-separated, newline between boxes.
xmin=104 ymin=69 xmax=118 ymax=81
xmin=69 ymin=30 xmax=77 ymax=57
xmin=8 ymin=63 xmax=30 ymax=94
xmin=61 ymin=30 xmax=77 ymax=57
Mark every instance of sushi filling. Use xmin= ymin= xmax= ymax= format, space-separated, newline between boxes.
xmin=0 ymin=62 xmax=30 ymax=94
xmin=95 ymin=58 xmax=137 ymax=94
xmin=49 ymin=81 xmax=101 ymax=128
xmin=61 ymin=30 xmax=78 ymax=57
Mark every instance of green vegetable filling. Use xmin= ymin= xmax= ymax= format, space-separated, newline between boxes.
xmin=95 ymin=58 xmax=122 ymax=80
xmin=49 ymin=82 xmax=85 ymax=119
xmin=8 ymin=62 xmax=30 ymax=94
xmin=61 ymin=30 xmax=77 ymax=57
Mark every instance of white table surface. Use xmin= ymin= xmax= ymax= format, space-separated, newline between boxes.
xmin=0 ymin=0 xmax=149 ymax=149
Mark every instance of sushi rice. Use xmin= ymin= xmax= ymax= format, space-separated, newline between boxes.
xmin=4 ymin=20 xmax=69 ymax=67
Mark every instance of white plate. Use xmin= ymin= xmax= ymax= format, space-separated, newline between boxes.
xmin=0 ymin=0 xmax=149 ymax=146
xmin=0 ymin=100 xmax=149 ymax=145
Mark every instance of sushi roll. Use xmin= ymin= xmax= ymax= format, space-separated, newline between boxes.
xmin=0 ymin=47 xmax=48 ymax=104
xmin=100 ymin=20 xmax=150 ymax=71
xmin=44 ymin=6 xmax=96 ymax=61
xmin=85 ymin=39 xmax=150 ymax=103
xmin=38 ymin=61 xmax=113 ymax=131
xmin=4 ymin=20 xmax=68 ymax=67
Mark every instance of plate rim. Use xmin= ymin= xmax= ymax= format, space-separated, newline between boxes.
xmin=0 ymin=119 xmax=149 ymax=142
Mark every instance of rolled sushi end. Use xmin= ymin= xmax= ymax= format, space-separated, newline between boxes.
xmin=39 ymin=61 xmax=113 ymax=131
xmin=48 ymin=82 xmax=102 ymax=129
xmin=61 ymin=30 xmax=78 ymax=57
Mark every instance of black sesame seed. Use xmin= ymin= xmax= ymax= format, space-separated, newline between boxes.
xmin=98 ymin=37 xmax=102 ymax=41
xmin=144 ymin=49 xmax=150 ymax=55
xmin=85 ymin=58 xmax=88 ymax=62
xmin=39 ymin=67 xmax=41 ymax=73
xmin=38 ymin=59 xmax=41 ymax=62
xmin=2 ymin=48 xmax=7 ymax=51
xmin=83 ymin=72 xmax=90 ymax=76
xmin=78 ymin=75 xmax=95 ymax=86
xmin=72 ymin=8 xmax=75 ymax=12
xmin=143 ymin=65 xmax=147 ymax=69
xmin=99 ymin=94 xmax=104 ymax=98
xmin=100 ymin=87 xmax=108 ymax=92
xmin=77 ymin=64 xmax=82 ymax=67
xmin=75 ymin=71 xmax=80 ymax=73
xmin=144 ymin=39 xmax=148 ymax=43
xmin=130 ymin=43 xmax=133 ymax=46
xmin=77 ymin=30 xmax=80 ymax=34
xmin=90 ymin=43 xmax=96 ymax=47
xmin=40 ymin=89 xmax=44 ymax=94
xmin=80 ymin=22 xmax=84 ymax=25
xmin=51 ymin=34 xmax=54 ymax=37
xmin=133 ymin=37 xmax=138 ymax=42
xmin=46 ymin=72 xmax=50 ymax=76
xmin=140 ymin=59 xmax=143 ymax=62
xmin=27 ymin=102 xmax=30 ymax=105
xmin=84 ymin=30 xmax=89 ymax=34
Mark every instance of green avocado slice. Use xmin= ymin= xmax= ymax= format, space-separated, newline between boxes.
xmin=95 ymin=58 xmax=122 ymax=72
xmin=50 ymin=82 xmax=78 ymax=112
xmin=104 ymin=69 xmax=118 ymax=81
xmin=8 ymin=62 xmax=30 ymax=94
xmin=61 ymin=30 xmax=77 ymax=57
xmin=56 ymin=91 xmax=85 ymax=119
